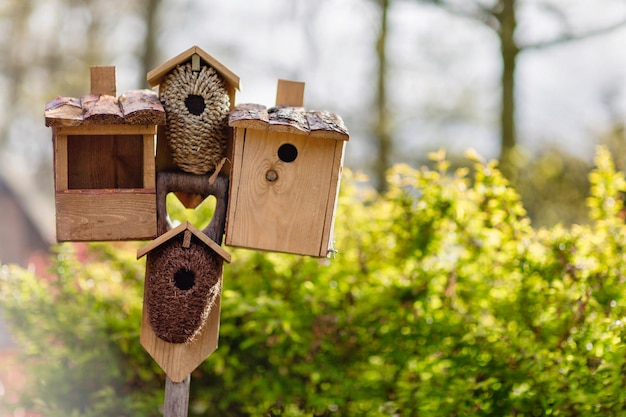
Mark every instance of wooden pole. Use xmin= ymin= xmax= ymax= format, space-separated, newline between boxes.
xmin=164 ymin=374 xmax=191 ymax=417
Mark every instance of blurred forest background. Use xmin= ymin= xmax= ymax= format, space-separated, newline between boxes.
xmin=3 ymin=1 xmax=626 ymax=415
xmin=1 ymin=0 xmax=626 ymax=234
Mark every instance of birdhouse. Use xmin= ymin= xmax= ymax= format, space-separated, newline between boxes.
xmin=137 ymin=221 xmax=231 ymax=382
xmin=147 ymin=46 xmax=240 ymax=180
xmin=226 ymin=80 xmax=349 ymax=257
xmin=44 ymin=66 xmax=165 ymax=241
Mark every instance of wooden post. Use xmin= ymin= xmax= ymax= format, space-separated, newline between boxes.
xmin=164 ymin=374 xmax=191 ymax=417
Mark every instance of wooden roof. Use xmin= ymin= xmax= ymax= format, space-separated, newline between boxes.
xmin=229 ymin=104 xmax=349 ymax=141
xmin=146 ymin=45 xmax=240 ymax=90
xmin=137 ymin=221 xmax=231 ymax=263
xmin=44 ymin=89 xmax=166 ymax=127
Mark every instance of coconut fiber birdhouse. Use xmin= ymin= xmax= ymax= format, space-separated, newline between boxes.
xmin=226 ymin=79 xmax=349 ymax=257
xmin=45 ymin=66 xmax=165 ymax=241
xmin=137 ymin=220 xmax=231 ymax=382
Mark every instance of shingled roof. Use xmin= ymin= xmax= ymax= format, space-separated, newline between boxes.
xmin=228 ymin=104 xmax=349 ymax=141
xmin=44 ymin=89 xmax=166 ymax=127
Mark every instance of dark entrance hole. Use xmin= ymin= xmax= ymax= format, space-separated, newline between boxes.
xmin=173 ymin=268 xmax=195 ymax=290
xmin=278 ymin=143 xmax=298 ymax=163
xmin=184 ymin=94 xmax=206 ymax=116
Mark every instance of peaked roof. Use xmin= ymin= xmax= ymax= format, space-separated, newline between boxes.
xmin=146 ymin=45 xmax=240 ymax=90
xmin=137 ymin=221 xmax=231 ymax=263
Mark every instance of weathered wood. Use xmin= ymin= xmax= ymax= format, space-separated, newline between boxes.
xmin=275 ymin=79 xmax=305 ymax=107
xmin=228 ymin=103 xmax=269 ymax=130
xmin=55 ymin=191 xmax=156 ymax=241
xmin=156 ymin=172 xmax=229 ymax=242
xmin=306 ymin=110 xmax=349 ymax=141
xmin=45 ymin=97 xmax=83 ymax=127
xmin=119 ymin=89 xmax=166 ymax=125
xmin=164 ymin=375 xmax=190 ymax=417
xmin=228 ymin=104 xmax=350 ymax=141
xmin=268 ymin=106 xmax=309 ymax=135
xmin=90 ymin=66 xmax=116 ymax=96
xmin=81 ymin=93 xmax=124 ymax=125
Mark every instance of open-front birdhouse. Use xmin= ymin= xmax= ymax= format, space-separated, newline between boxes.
xmin=226 ymin=79 xmax=349 ymax=257
xmin=45 ymin=66 xmax=165 ymax=241
xmin=137 ymin=221 xmax=231 ymax=382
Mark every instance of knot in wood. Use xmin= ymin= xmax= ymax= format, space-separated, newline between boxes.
xmin=265 ymin=169 xmax=278 ymax=182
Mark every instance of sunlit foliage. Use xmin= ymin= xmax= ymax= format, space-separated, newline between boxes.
xmin=3 ymin=147 xmax=626 ymax=416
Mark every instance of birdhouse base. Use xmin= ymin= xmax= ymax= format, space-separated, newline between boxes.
xmin=55 ymin=191 xmax=156 ymax=241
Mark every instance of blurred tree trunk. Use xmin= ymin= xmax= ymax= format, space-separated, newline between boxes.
xmin=139 ymin=0 xmax=161 ymax=88
xmin=408 ymin=0 xmax=626 ymax=179
xmin=496 ymin=0 xmax=519 ymax=180
xmin=374 ymin=0 xmax=392 ymax=192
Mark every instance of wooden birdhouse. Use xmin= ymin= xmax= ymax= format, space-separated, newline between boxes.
xmin=226 ymin=79 xmax=349 ymax=257
xmin=147 ymin=46 xmax=240 ymax=183
xmin=44 ymin=66 xmax=165 ymax=241
xmin=137 ymin=221 xmax=231 ymax=382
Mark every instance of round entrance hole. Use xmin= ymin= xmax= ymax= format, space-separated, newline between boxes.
xmin=184 ymin=94 xmax=206 ymax=116
xmin=278 ymin=143 xmax=298 ymax=163
xmin=173 ymin=268 xmax=195 ymax=290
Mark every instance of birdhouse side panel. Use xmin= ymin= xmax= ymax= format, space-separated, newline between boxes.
xmin=226 ymin=130 xmax=337 ymax=256
xmin=319 ymin=140 xmax=346 ymax=256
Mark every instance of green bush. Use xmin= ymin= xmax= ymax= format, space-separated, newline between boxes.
xmin=3 ymin=146 xmax=626 ymax=416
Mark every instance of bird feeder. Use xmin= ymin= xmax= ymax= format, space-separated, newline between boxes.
xmin=226 ymin=79 xmax=349 ymax=257
xmin=137 ymin=221 xmax=231 ymax=382
xmin=44 ymin=66 xmax=165 ymax=241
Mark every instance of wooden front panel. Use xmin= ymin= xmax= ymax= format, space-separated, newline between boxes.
xmin=67 ymin=134 xmax=144 ymax=189
xmin=226 ymin=130 xmax=336 ymax=256
xmin=56 ymin=191 xmax=156 ymax=241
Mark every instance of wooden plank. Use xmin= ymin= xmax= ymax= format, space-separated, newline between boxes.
xmin=137 ymin=221 xmax=231 ymax=262
xmin=275 ymin=79 xmax=305 ymax=107
xmin=90 ymin=66 xmax=117 ymax=96
xmin=45 ymin=97 xmax=83 ymax=127
xmin=318 ymin=141 xmax=346 ymax=257
xmin=82 ymin=94 xmax=124 ymax=125
xmin=54 ymin=133 xmax=68 ymax=191
xmin=140 ymin=283 xmax=222 ymax=383
xmin=268 ymin=106 xmax=309 ymax=135
xmin=119 ymin=89 xmax=166 ymax=125
xmin=66 ymin=134 xmax=144 ymax=189
xmin=228 ymin=104 xmax=269 ymax=130
xmin=306 ymin=110 xmax=350 ymax=141
xmin=143 ymin=134 xmax=156 ymax=189
xmin=56 ymin=124 xmax=156 ymax=136
xmin=147 ymin=45 xmax=240 ymax=91
xmin=225 ymin=130 xmax=335 ymax=256
xmin=225 ymin=128 xmax=247 ymax=245
xmin=55 ymin=192 xmax=156 ymax=241
xmin=164 ymin=375 xmax=190 ymax=417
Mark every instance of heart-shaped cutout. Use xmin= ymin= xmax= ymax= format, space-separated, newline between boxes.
xmin=166 ymin=192 xmax=217 ymax=232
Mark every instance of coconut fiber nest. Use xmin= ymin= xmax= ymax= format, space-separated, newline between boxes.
xmin=145 ymin=234 xmax=223 ymax=344
xmin=159 ymin=62 xmax=230 ymax=175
